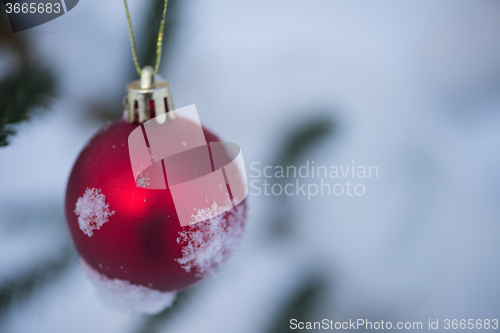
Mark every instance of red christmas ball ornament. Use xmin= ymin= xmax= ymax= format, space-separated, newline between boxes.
xmin=64 ymin=67 xmax=247 ymax=313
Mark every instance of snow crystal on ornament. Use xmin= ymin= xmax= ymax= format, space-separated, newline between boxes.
xmin=176 ymin=203 xmax=245 ymax=277
xmin=74 ymin=188 xmax=115 ymax=237
xmin=136 ymin=171 xmax=151 ymax=188
xmin=80 ymin=258 xmax=176 ymax=314
xmin=190 ymin=201 xmax=227 ymax=225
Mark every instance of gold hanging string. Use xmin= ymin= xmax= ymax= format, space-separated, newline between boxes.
xmin=123 ymin=0 xmax=169 ymax=77
xmin=154 ymin=0 xmax=168 ymax=76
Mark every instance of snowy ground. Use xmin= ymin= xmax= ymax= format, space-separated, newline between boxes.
xmin=1 ymin=1 xmax=500 ymax=332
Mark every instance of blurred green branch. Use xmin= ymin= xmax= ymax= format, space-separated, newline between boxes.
xmin=0 ymin=246 xmax=75 ymax=319
xmin=135 ymin=289 xmax=193 ymax=333
xmin=0 ymin=65 xmax=57 ymax=147
xmin=0 ymin=8 xmax=57 ymax=147
xmin=268 ymin=115 xmax=336 ymax=237
xmin=275 ymin=117 xmax=336 ymax=167
xmin=137 ymin=0 xmax=180 ymax=74
xmin=266 ymin=276 xmax=327 ymax=333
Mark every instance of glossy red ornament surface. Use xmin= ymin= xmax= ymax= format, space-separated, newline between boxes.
xmin=65 ymin=120 xmax=246 ymax=292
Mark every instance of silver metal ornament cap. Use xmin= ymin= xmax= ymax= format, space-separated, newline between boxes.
xmin=125 ymin=66 xmax=175 ymax=124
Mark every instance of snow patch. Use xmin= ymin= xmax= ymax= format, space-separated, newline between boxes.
xmin=80 ymin=258 xmax=177 ymax=314
xmin=74 ymin=188 xmax=115 ymax=237
xmin=191 ymin=201 xmax=228 ymax=225
xmin=136 ymin=171 xmax=150 ymax=188
xmin=176 ymin=203 xmax=245 ymax=277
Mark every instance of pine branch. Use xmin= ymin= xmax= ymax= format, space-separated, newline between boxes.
xmin=0 ymin=246 xmax=75 ymax=319
xmin=276 ymin=116 xmax=336 ymax=167
xmin=139 ymin=0 xmax=180 ymax=72
xmin=0 ymin=65 xmax=57 ymax=147
xmin=265 ymin=276 xmax=327 ymax=333
xmin=135 ymin=289 xmax=193 ymax=333
xmin=268 ymin=115 xmax=336 ymax=237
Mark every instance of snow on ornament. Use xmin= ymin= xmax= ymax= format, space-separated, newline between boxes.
xmin=64 ymin=4 xmax=249 ymax=311
xmin=74 ymin=188 xmax=115 ymax=237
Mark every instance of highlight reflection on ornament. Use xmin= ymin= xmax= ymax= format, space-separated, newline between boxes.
xmin=128 ymin=104 xmax=248 ymax=227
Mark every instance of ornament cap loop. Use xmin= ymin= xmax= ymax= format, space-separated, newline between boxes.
xmin=125 ymin=67 xmax=175 ymax=124
xmin=140 ymin=66 xmax=154 ymax=89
